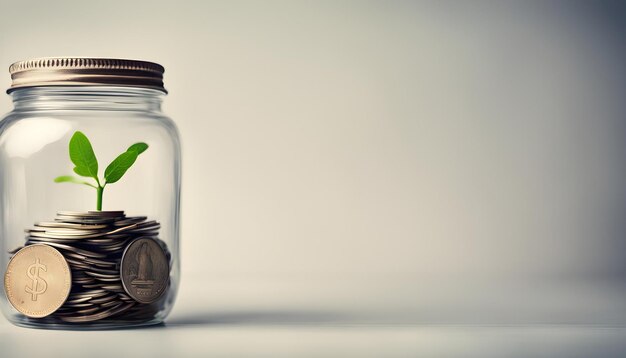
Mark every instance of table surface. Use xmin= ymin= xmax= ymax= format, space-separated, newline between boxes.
xmin=2 ymin=319 xmax=626 ymax=357
xmin=2 ymin=274 xmax=626 ymax=357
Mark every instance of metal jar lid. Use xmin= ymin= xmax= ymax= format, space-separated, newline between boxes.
xmin=7 ymin=57 xmax=167 ymax=94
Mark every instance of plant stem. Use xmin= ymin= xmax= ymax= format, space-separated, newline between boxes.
xmin=96 ymin=186 xmax=104 ymax=211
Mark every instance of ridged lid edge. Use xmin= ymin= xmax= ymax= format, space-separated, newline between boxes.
xmin=7 ymin=57 xmax=166 ymax=94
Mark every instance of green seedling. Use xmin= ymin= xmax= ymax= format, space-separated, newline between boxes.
xmin=54 ymin=131 xmax=148 ymax=211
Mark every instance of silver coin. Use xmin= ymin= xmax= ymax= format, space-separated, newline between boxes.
xmin=83 ymin=266 xmax=119 ymax=275
xmin=126 ymin=227 xmax=161 ymax=235
xmin=65 ymin=262 xmax=91 ymax=271
xmin=96 ymin=246 xmax=127 ymax=253
xmin=54 ymin=217 xmax=118 ymax=225
xmin=120 ymin=237 xmax=169 ymax=304
xmin=90 ymin=236 xmax=128 ymax=242
xmin=85 ymin=271 xmax=118 ymax=279
xmin=57 ymin=301 xmax=134 ymax=323
xmin=24 ymin=228 xmax=45 ymax=233
xmin=99 ymin=300 xmax=122 ymax=308
xmin=30 ymin=230 xmax=117 ymax=240
xmin=65 ymin=296 xmax=94 ymax=304
xmin=26 ymin=235 xmax=97 ymax=242
xmin=28 ymin=233 xmax=92 ymax=241
xmin=63 ymin=252 xmax=117 ymax=267
xmin=55 ymin=213 xmax=118 ymax=220
xmin=81 ymin=283 xmax=104 ymax=289
xmin=113 ymin=216 xmax=148 ymax=226
xmin=134 ymin=220 xmax=159 ymax=228
xmin=32 ymin=242 xmax=108 ymax=259
xmin=90 ymin=293 xmax=119 ymax=304
xmin=118 ymin=293 xmax=133 ymax=301
xmin=72 ymin=278 xmax=97 ymax=285
xmin=61 ymin=302 xmax=95 ymax=308
xmin=85 ymin=237 xmax=120 ymax=243
xmin=92 ymin=277 xmax=121 ymax=283
xmin=81 ymin=257 xmax=118 ymax=267
xmin=58 ymin=210 xmax=125 ymax=217
xmin=127 ymin=232 xmax=160 ymax=238
xmin=127 ymin=221 xmax=160 ymax=232
xmin=65 ymin=258 xmax=91 ymax=266
xmin=71 ymin=306 xmax=101 ymax=315
xmin=68 ymin=289 xmax=108 ymax=298
xmin=37 ymin=229 xmax=101 ymax=236
xmin=35 ymin=221 xmax=110 ymax=229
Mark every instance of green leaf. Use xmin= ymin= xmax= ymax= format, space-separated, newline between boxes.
xmin=104 ymin=150 xmax=139 ymax=184
xmin=73 ymin=166 xmax=93 ymax=177
xmin=127 ymin=142 xmax=149 ymax=155
xmin=69 ymin=131 xmax=98 ymax=179
xmin=54 ymin=175 xmax=97 ymax=188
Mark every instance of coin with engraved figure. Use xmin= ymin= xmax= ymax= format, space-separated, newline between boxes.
xmin=4 ymin=244 xmax=72 ymax=318
xmin=120 ymin=237 xmax=169 ymax=304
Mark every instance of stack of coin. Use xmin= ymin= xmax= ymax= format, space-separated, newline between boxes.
xmin=7 ymin=210 xmax=170 ymax=324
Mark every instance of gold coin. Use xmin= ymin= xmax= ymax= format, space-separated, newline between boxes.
xmin=4 ymin=244 xmax=72 ymax=318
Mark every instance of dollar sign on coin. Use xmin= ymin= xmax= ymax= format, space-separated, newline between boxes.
xmin=25 ymin=258 xmax=47 ymax=301
xmin=4 ymin=244 xmax=71 ymax=318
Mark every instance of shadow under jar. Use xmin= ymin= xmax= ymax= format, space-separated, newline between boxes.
xmin=0 ymin=58 xmax=181 ymax=329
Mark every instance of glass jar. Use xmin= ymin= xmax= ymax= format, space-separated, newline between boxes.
xmin=0 ymin=58 xmax=181 ymax=329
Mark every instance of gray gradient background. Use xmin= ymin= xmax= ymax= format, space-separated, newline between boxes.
xmin=1 ymin=1 xmax=626 ymax=356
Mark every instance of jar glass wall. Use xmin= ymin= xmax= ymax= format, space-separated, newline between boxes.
xmin=0 ymin=85 xmax=181 ymax=329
